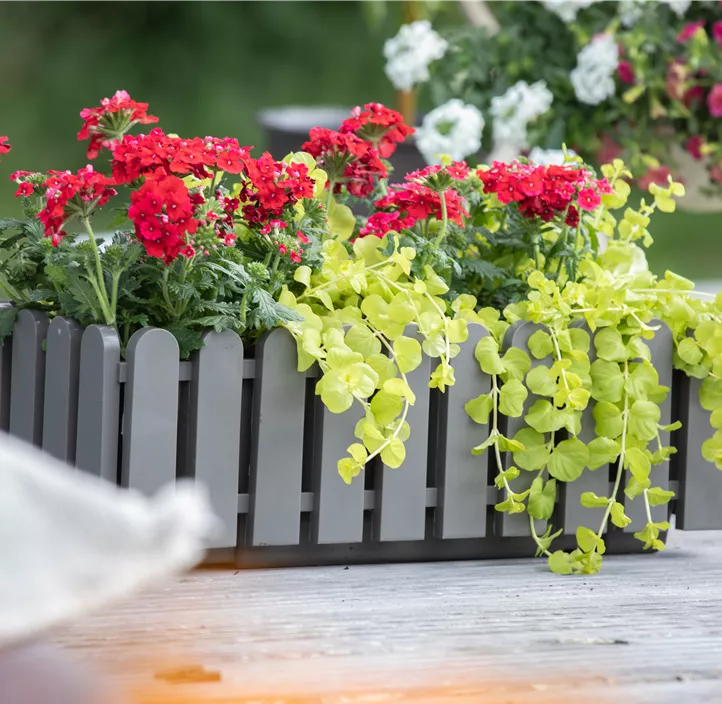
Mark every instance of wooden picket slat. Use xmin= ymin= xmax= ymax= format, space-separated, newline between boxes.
xmin=75 ymin=325 xmax=122 ymax=482
xmin=122 ymin=328 xmax=180 ymax=495
xmin=188 ymin=330 xmax=243 ymax=549
xmin=435 ymin=323 xmax=490 ymax=539
xmin=498 ymin=321 xmax=550 ymax=537
xmin=42 ymin=317 xmax=83 ymax=464
xmin=374 ymin=328 xmax=433 ymax=542
xmin=625 ymin=321 xmax=674 ymax=532
xmin=248 ymin=328 xmax=305 ymax=546
xmin=562 ymin=323 xmax=609 ymax=533
xmin=676 ymin=374 xmax=722 ymax=529
xmin=9 ymin=309 xmax=49 ymax=446
xmin=312 ymin=397 xmax=365 ymax=545
xmin=0 ymin=304 xmax=13 ymax=432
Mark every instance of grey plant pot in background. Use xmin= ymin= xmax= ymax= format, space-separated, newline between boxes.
xmin=258 ymin=105 xmax=427 ymax=183
xmin=1 ymin=305 xmax=716 ymax=568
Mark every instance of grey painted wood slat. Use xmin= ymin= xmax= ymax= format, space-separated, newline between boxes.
xmin=41 ymin=317 xmax=83 ymax=464
xmin=675 ymin=373 xmax=722 ymax=529
xmin=0 ymin=304 xmax=13 ymax=432
xmin=9 ymin=309 xmax=49 ymax=446
xmin=75 ymin=325 xmax=121 ymax=482
xmin=188 ymin=330 xmax=243 ymax=549
xmin=375 ymin=328 xmax=432 ymax=542
xmin=563 ymin=323 xmax=609 ymax=533
xmin=435 ymin=323 xmax=490 ymax=539
xmin=122 ymin=328 xmax=180 ymax=495
xmin=312 ymin=397 xmax=365 ymax=545
xmin=498 ymin=321 xmax=550 ymax=537
xmin=625 ymin=321 xmax=674 ymax=532
xmin=248 ymin=328 xmax=305 ymax=546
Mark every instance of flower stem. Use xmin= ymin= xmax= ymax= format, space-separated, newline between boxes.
xmin=81 ymin=217 xmax=114 ymax=326
xmin=325 ymin=180 xmax=335 ymax=215
xmin=421 ymin=190 xmax=448 ymax=269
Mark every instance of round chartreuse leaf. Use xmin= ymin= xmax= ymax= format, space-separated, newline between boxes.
xmin=547 ymin=438 xmax=589 ymax=482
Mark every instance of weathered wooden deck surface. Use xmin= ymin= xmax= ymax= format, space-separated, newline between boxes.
xmin=53 ymin=529 xmax=722 ymax=704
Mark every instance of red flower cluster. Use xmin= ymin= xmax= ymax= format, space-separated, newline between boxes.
xmin=239 ymin=152 xmax=315 ymax=225
xmin=478 ymin=161 xmax=611 ymax=225
xmin=128 ymin=175 xmax=199 ymax=262
xmin=339 ymin=103 xmax=414 ymax=159
xmin=111 ymin=129 xmax=250 ymax=184
xmin=37 ymin=166 xmax=117 ymax=245
xmin=79 ymin=90 xmax=159 ymax=159
xmin=0 ymin=137 xmax=10 ymax=158
xmin=360 ymin=180 xmax=469 ymax=238
xmin=302 ymin=127 xmax=387 ymax=198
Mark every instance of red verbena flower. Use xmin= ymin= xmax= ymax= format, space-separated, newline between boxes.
xmin=79 ymin=90 xmax=159 ymax=159
xmin=0 ymin=136 xmax=10 ymax=158
xmin=638 ymin=165 xmax=672 ymax=191
xmin=360 ymin=180 xmax=468 ymax=238
xmin=34 ymin=165 xmax=117 ymax=245
xmin=477 ymin=161 xmax=604 ymax=225
xmin=15 ymin=182 xmax=33 ymax=197
xmin=302 ymin=127 xmax=387 ymax=198
xmin=128 ymin=174 xmax=199 ymax=263
xmin=339 ymin=103 xmax=414 ymax=159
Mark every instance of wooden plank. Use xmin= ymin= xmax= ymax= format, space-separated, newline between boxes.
xmin=675 ymin=373 xmax=722 ymax=530
xmin=375 ymin=328 xmax=432 ymax=542
xmin=188 ymin=330 xmax=243 ymax=549
xmin=51 ymin=531 xmax=722 ymax=704
xmin=248 ymin=327 xmax=305 ymax=546
xmin=498 ymin=321 xmax=550 ymax=537
xmin=0 ymin=304 xmax=13 ymax=432
xmin=75 ymin=325 xmax=121 ymax=482
xmin=122 ymin=328 xmax=179 ymax=495
xmin=42 ymin=316 xmax=83 ymax=464
xmin=435 ymin=323 xmax=490 ymax=539
xmin=562 ymin=323 xmax=609 ymax=533
xmin=625 ymin=321 xmax=674 ymax=532
xmin=312 ymin=397 xmax=365 ymax=544
xmin=9 ymin=309 xmax=49 ymax=446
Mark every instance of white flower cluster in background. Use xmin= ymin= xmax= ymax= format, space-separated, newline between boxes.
xmin=661 ymin=0 xmax=692 ymax=16
xmin=570 ymin=34 xmax=619 ymax=106
xmin=488 ymin=80 xmax=553 ymax=160
xmin=415 ymin=99 xmax=485 ymax=164
xmin=383 ymin=20 xmax=448 ymax=93
xmin=541 ymin=0 xmax=599 ymax=22
xmin=527 ymin=147 xmax=577 ymax=165
xmin=619 ymin=0 xmax=690 ymax=26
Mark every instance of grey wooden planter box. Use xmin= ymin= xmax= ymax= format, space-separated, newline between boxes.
xmin=0 ymin=307 xmax=717 ymax=568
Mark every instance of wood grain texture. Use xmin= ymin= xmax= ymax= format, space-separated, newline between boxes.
xmin=52 ymin=530 xmax=722 ymax=704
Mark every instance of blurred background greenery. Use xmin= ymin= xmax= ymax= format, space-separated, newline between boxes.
xmin=0 ymin=1 xmax=719 ymax=278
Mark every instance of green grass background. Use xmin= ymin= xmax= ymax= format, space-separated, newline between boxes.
xmin=0 ymin=1 xmax=719 ymax=279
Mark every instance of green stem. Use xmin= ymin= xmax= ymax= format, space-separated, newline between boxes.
xmin=81 ymin=217 xmax=114 ymax=325
xmin=529 ymin=514 xmax=553 ymax=558
xmin=326 ymin=180 xmax=336 ymax=214
xmin=597 ymin=360 xmax=629 ymax=540
xmin=270 ymin=251 xmax=281 ymax=286
xmin=421 ymin=190 xmax=448 ymax=269
xmin=110 ymin=271 xmax=121 ymax=321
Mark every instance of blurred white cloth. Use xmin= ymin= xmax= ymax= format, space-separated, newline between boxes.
xmin=0 ymin=432 xmax=217 ymax=647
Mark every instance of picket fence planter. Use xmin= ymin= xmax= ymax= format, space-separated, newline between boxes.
xmin=1 ymin=306 xmax=718 ymax=568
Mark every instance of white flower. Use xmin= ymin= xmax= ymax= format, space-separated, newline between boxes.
xmin=383 ymin=21 xmax=448 ymax=92
xmin=489 ymin=142 xmax=525 ymax=163
xmin=541 ymin=0 xmax=599 ymax=22
xmin=618 ymin=1 xmax=644 ymax=27
xmin=528 ymin=147 xmax=577 ymax=165
xmin=415 ymin=99 xmax=485 ymax=164
xmin=489 ymin=80 xmax=554 ymax=155
xmin=571 ymin=34 xmax=619 ymax=105
xmin=661 ymin=0 xmax=691 ymax=16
